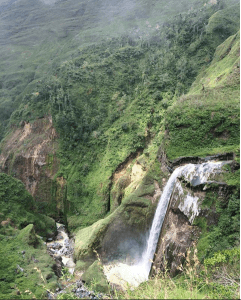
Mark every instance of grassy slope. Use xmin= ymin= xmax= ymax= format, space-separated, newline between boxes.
xmin=0 ymin=0 xmax=218 ymax=139
xmin=3 ymin=1 xmax=239 ymax=230
xmin=0 ymin=173 xmax=58 ymax=298
xmin=164 ymin=31 xmax=240 ymax=159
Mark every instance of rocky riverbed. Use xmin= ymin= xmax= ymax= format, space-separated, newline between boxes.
xmin=46 ymin=223 xmax=104 ymax=299
xmin=47 ymin=280 xmax=104 ymax=299
xmin=47 ymin=223 xmax=75 ymax=275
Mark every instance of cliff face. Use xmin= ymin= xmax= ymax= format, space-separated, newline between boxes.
xmin=152 ymin=156 xmax=233 ymax=276
xmin=0 ymin=116 xmax=66 ymax=219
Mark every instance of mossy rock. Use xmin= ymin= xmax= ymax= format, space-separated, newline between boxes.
xmin=81 ymin=260 xmax=110 ymax=293
xmin=74 ymin=187 xmax=154 ymax=262
xmin=75 ymin=192 xmax=153 ymax=263
xmin=74 ymin=211 xmax=117 ymax=260
xmin=74 ymin=161 xmax=162 ymax=262
xmin=16 ymin=224 xmax=39 ymax=246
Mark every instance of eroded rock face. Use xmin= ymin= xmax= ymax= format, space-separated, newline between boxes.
xmin=0 ymin=116 xmax=65 ymax=218
xmin=153 ymin=207 xmax=199 ymax=277
xmin=152 ymin=160 xmax=232 ymax=276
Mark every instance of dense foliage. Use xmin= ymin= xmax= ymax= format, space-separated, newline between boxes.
xmin=0 ymin=173 xmax=56 ymax=237
xmin=0 ymin=173 xmax=58 ymax=299
xmin=0 ymin=0 xmax=239 ymax=298
xmin=7 ymin=1 xmax=240 ymax=228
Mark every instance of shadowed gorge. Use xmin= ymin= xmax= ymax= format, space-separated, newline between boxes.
xmin=0 ymin=0 xmax=239 ymax=299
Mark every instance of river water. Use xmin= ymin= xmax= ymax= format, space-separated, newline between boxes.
xmin=46 ymin=222 xmax=76 ymax=274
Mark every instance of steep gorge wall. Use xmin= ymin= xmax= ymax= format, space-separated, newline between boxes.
xmin=152 ymin=153 xmax=236 ymax=276
xmin=0 ymin=116 xmax=66 ymax=219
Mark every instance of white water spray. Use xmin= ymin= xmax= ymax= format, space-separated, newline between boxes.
xmin=139 ymin=166 xmax=184 ymax=279
xmin=103 ymin=161 xmax=229 ymax=288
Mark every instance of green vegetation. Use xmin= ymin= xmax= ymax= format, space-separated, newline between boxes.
xmin=164 ymin=30 xmax=240 ymax=159
xmin=1 ymin=0 xmax=229 ymax=140
xmin=0 ymin=0 xmax=239 ymax=298
xmin=196 ymin=189 xmax=240 ymax=260
xmin=82 ymin=260 xmax=110 ymax=293
xmin=6 ymin=0 xmax=240 ymax=230
xmin=0 ymin=224 xmax=58 ymax=299
xmin=0 ymin=172 xmax=58 ymax=298
xmin=193 ymin=158 xmax=240 ymax=261
xmin=0 ymin=172 xmax=56 ymax=237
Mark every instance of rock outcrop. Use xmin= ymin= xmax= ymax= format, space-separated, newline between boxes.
xmin=0 ymin=116 xmax=65 ymax=219
xmin=152 ymin=158 xmax=233 ymax=276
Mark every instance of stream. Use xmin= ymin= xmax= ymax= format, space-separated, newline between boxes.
xmin=46 ymin=223 xmax=103 ymax=299
xmin=45 ymin=161 xmax=230 ymax=293
xmin=47 ymin=222 xmax=75 ymax=274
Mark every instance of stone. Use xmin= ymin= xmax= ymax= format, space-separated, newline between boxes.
xmin=52 ymin=256 xmax=63 ymax=277
xmin=76 ymin=281 xmax=83 ymax=288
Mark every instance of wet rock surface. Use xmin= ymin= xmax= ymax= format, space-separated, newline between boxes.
xmin=47 ymin=223 xmax=75 ymax=274
xmin=47 ymin=280 xmax=104 ymax=299
xmin=153 ymin=160 xmax=233 ymax=276
xmin=46 ymin=223 xmax=107 ymax=299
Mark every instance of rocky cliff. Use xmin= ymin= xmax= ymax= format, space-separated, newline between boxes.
xmin=0 ymin=116 xmax=66 ymax=219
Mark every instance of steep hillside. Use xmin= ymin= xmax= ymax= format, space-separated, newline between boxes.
xmin=0 ymin=0 xmax=239 ymax=227
xmin=0 ymin=0 xmax=239 ymax=298
xmin=0 ymin=0 xmax=238 ymax=139
xmin=0 ymin=173 xmax=58 ymax=299
xmin=164 ymin=31 xmax=240 ymax=159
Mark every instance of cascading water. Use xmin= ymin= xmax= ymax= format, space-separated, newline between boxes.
xmin=139 ymin=167 xmax=184 ymax=279
xmin=103 ymin=161 xmax=230 ymax=288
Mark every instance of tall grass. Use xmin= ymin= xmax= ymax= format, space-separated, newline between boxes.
xmin=116 ymin=246 xmax=240 ymax=299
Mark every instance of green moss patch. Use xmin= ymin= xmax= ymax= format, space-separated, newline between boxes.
xmin=81 ymin=260 xmax=110 ymax=293
xmin=0 ymin=225 xmax=58 ymax=299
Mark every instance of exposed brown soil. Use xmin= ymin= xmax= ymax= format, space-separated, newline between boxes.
xmin=0 ymin=116 xmax=64 ymax=217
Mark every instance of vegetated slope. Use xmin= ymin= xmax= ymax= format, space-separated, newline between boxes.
xmin=5 ymin=1 xmax=240 ymax=230
xmin=73 ymin=29 xmax=240 ymax=299
xmin=0 ymin=173 xmax=58 ymax=299
xmin=164 ymin=31 xmax=240 ymax=159
xmin=0 ymin=1 xmax=239 ymax=299
xmin=0 ymin=0 xmax=238 ymax=139
xmin=163 ymin=30 xmax=240 ymax=257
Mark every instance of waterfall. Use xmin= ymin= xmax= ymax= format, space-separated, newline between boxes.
xmin=103 ymin=161 xmax=229 ymax=288
xmin=139 ymin=161 xmax=228 ymax=279
xmin=139 ymin=167 xmax=183 ymax=278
